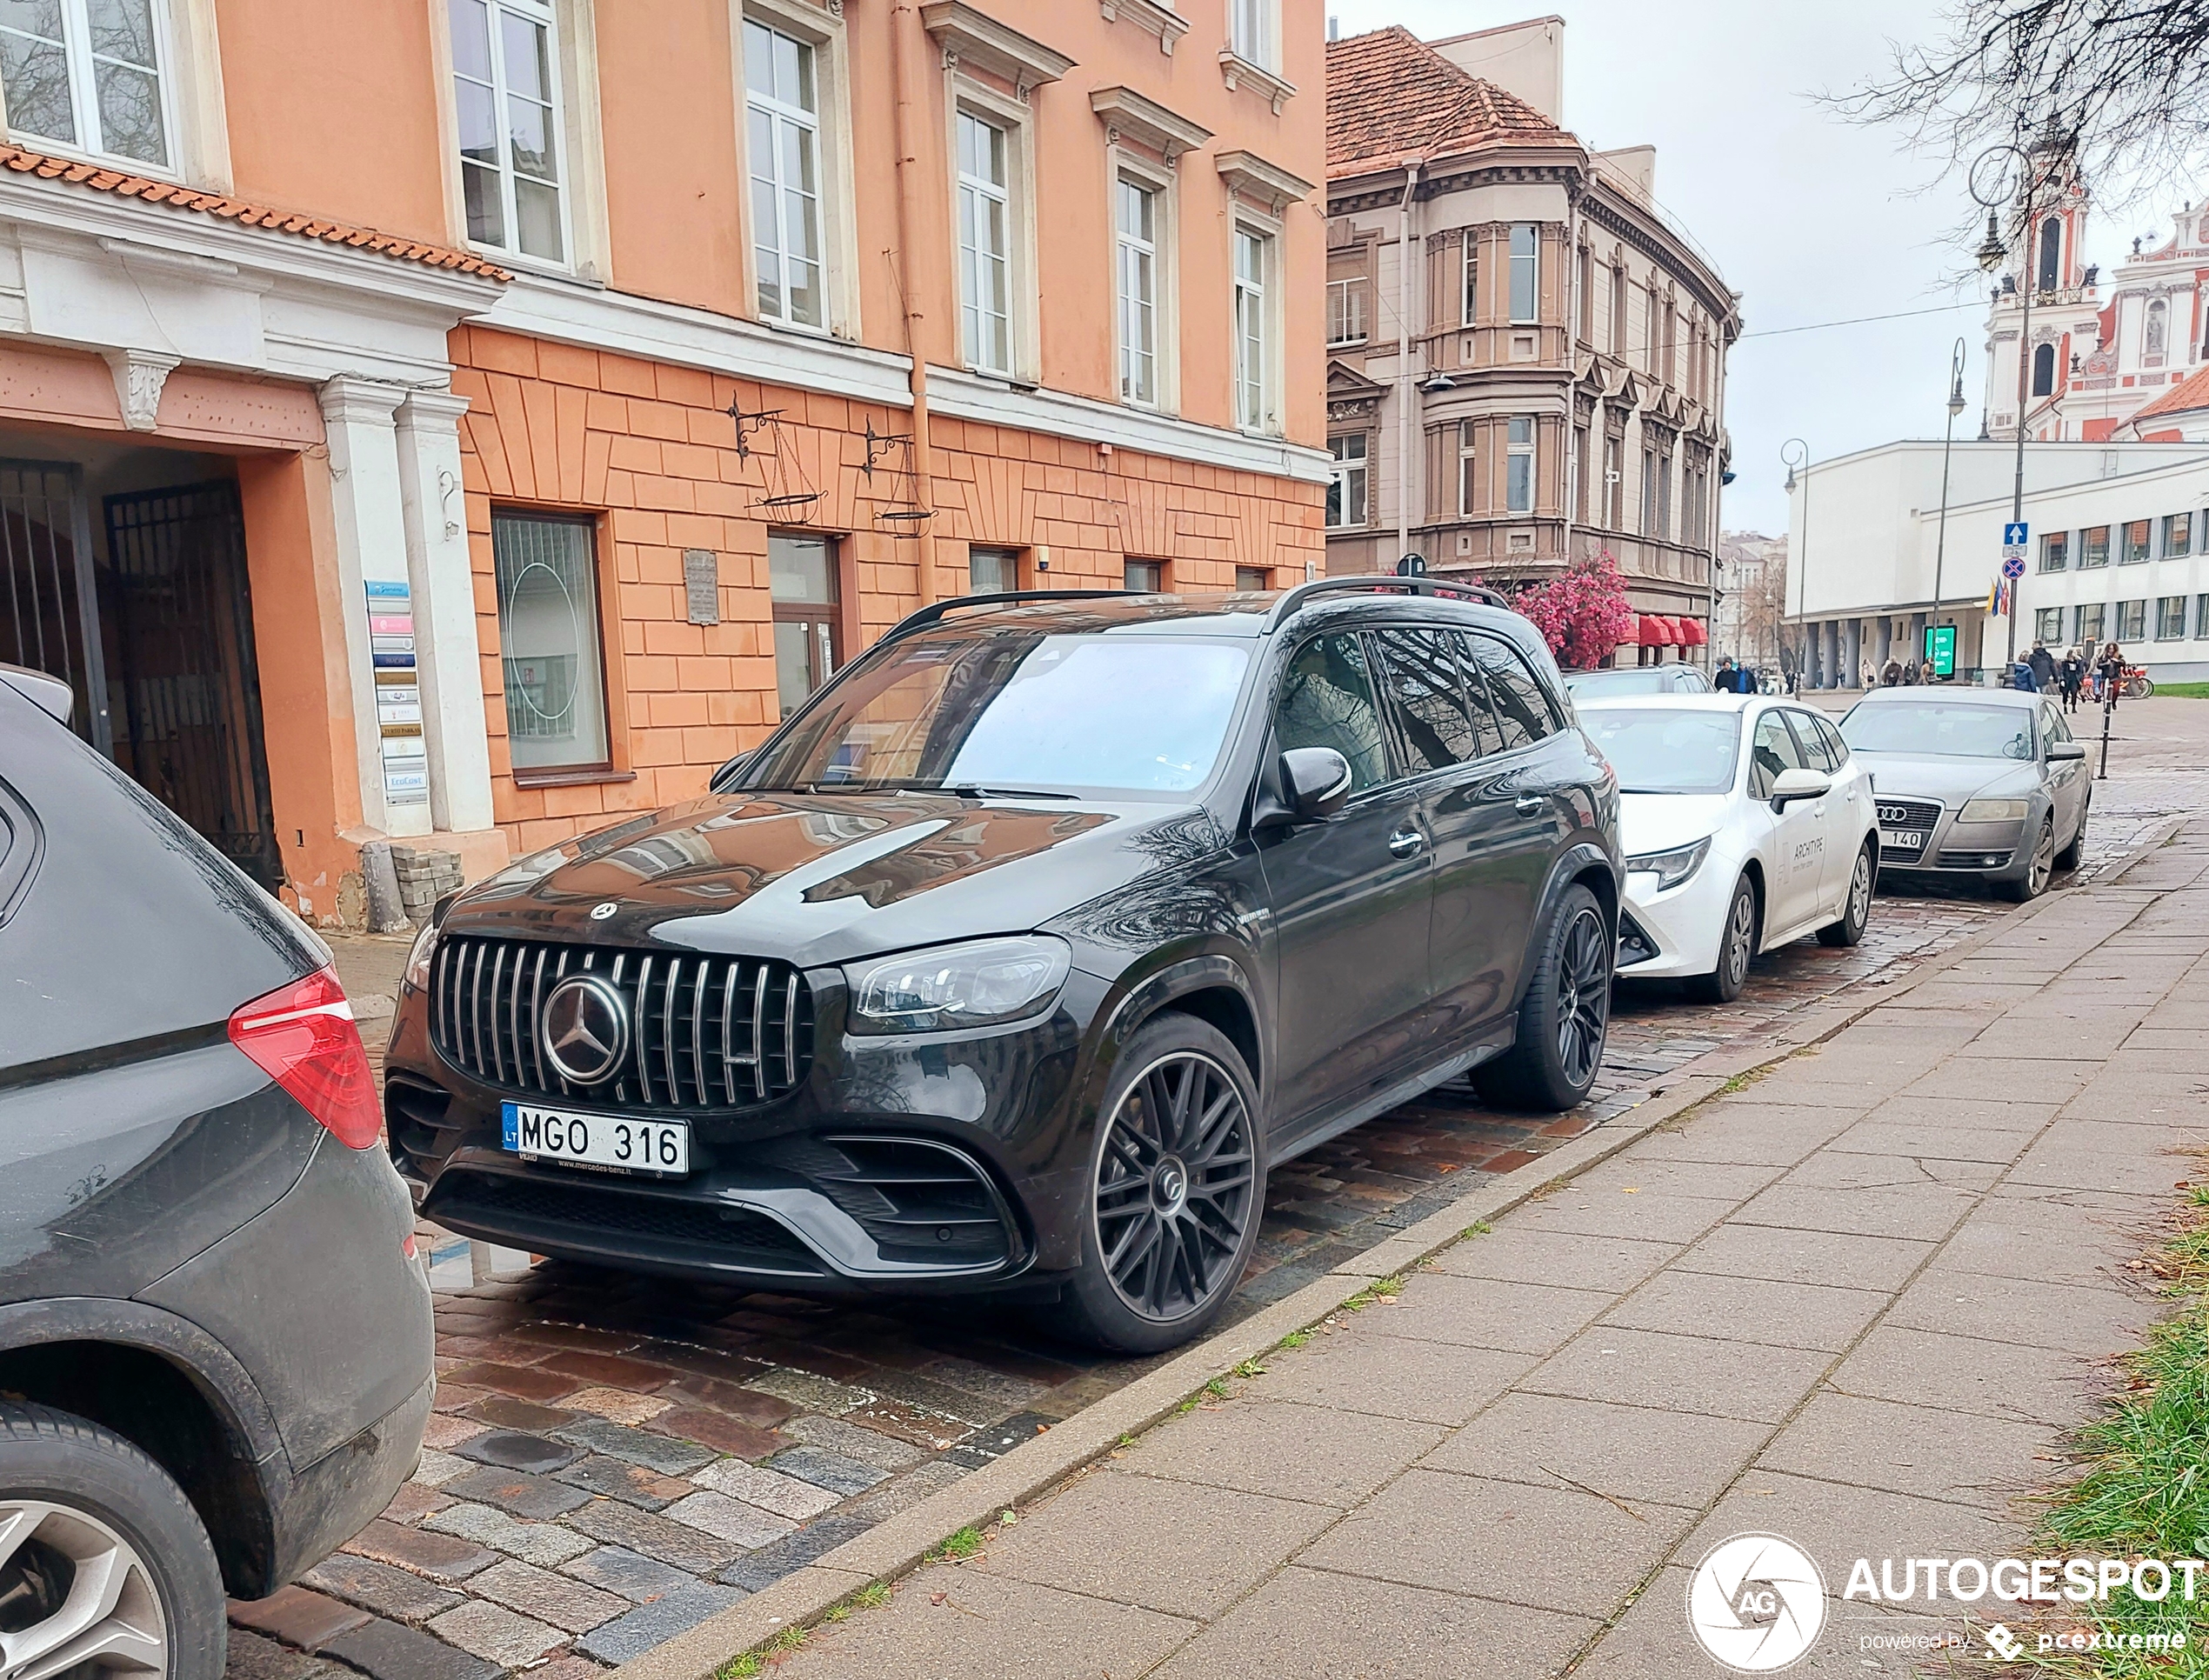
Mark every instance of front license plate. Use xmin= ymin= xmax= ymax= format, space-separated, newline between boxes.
xmin=502 ymin=1102 xmax=690 ymax=1175
xmin=1880 ymin=828 xmax=1925 ymax=852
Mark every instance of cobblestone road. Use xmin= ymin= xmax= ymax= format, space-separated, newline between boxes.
xmin=230 ymin=697 xmax=2209 ymax=1680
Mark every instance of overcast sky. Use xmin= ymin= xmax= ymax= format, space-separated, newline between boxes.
xmin=1326 ymin=0 xmax=2166 ymax=537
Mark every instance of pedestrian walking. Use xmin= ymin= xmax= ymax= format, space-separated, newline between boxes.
xmin=1881 ymin=657 xmax=1902 ymax=686
xmin=2059 ymin=648 xmax=2086 ymax=712
xmin=1860 ymin=657 xmax=1877 ymax=690
xmin=2028 ymin=640 xmax=2058 ymax=693
xmin=2012 ymin=655 xmax=2038 ymax=692
xmin=2098 ymin=641 xmax=2126 ymax=710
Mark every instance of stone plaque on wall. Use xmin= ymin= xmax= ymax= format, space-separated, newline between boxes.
xmin=683 ymin=549 xmax=721 ymax=625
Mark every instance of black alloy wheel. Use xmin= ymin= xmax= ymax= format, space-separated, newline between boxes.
xmin=1477 ymin=882 xmax=1612 ymax=1111
xmin=1552 ymin=906 xmax=1612 ymax=1089
xmin=1690 ymin=877 xmax=1759 ymax=1002
xmin=1047 ymin=1014 xmax=1265 ymax=1354
xmin=1818 ymin=842 xmax=1875 ymax=947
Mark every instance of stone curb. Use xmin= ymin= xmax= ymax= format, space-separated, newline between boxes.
xmin=607 ymin=821 xmax=2183 ymax=1680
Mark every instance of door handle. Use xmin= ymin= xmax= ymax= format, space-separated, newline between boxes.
xmin=1513 ymin=793 xmax=1546 ymax=816
xmin=1387 ymin=826 xmax=1427 ymax=857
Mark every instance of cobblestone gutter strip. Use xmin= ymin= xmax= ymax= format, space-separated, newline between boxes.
xmin=610 ymin=822 xmax=2200 ymax=1680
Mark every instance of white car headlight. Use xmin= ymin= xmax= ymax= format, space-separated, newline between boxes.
xmin=402 ymin=917 xmax=440 ymax=992
xmin=1624 ymin=837 xmax=1711 ymax=892
xmin=845 ymin=936 xmax=1071 ymax=1035
xmin=1960 ymin=797 xmax=2030 ymax=823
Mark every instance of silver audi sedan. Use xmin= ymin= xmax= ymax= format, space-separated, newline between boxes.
xmin=1836 ymin=687 xmax=2091 ymax=901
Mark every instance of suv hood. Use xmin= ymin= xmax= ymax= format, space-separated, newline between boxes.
xmin=1852 ymin=752 xmax=2035 ymax=805
xmin=444 ymin=790 xmax=1216 ymax=968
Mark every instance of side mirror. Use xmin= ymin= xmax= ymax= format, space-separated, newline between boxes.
xmin=1770 ymin=767 xmax=1831 ymax=810
xmin=2048 ymin=740 xmax=2087 ymax=762
xmin=1281 ymin=747 xmax=1353 ymax=822
xmin=709 ymin=751 xmax=751 ymax=794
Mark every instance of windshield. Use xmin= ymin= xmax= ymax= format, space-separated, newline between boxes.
xmin=744 ymin=630 xmax=1251 ymax=797
xmin=1565 ymin=669 xmax=1693 ymax=697
xmin=1840 ymin=703 xmax=2034 ymax=760
xmin=1579 ymin=708 xmax=1742 ymax=794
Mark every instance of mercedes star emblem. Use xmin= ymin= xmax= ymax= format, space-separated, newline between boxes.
xmin=590 ymin=902 xmax=618 ymax=921
xmin=540 ymin=973 xmax=629 ymax=1084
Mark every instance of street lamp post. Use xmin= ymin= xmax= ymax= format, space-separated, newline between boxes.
xmin=1931 ymin=337 xmax=1968 ymax=679
xmin=1782 ymin=437 xmax=1811 ymax=687
xmin=1971 ymin=141 xmax=2045 ymax=671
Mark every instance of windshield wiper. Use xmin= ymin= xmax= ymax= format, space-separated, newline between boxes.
xmin=934 ymin=783 xmax=1078 ymax=801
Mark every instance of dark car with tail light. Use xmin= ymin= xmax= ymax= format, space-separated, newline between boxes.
xmin=385 ymin=578 xmax=1623 ymax=1353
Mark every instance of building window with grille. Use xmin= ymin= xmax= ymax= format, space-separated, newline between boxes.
xmin=1505 ymin=417 xmax=1535 ymax=515
xmin=770 ymin=531 xmax=841 ymax=718
xmin=494 ymin=510 xmax=610 ymax=772
xmin=2081 ymin=525 xmax=2110 ymax=568
xmin=1125 ymin=558 xmax=1164 ymax=591
xmin=968 ymin=546 xmax=1017 ymax=594
xmin=2118 ymin=599 xmax=2146 ymax=642
xmin=2165 ymin=512 xmax=2192 ymax=557
xmin=1327 ymin=433 xmax=1367 ymax=529
xmin=1233 ymin=226 xmax=1273 ymax=432
xmin=0 ymin=0 xmax=170 ymax=166
xmin=2039 ymin=531 xmax=2067 ymax=572
xmin=957 ymin=109 xmax=1012 ymax=375
xmin=1509 ymin=223 xmax=1538 ymax=323
xmin=2157 ymin=595 xmax=2186 ymax=640
xmin=744 ymin=19 xmax=824 ymax=329
xmin=449 ymin=0 xmax=567 ymax=263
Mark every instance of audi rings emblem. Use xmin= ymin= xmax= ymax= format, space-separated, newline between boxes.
xmin=540 ymin=974 xmax=630 ymax=1084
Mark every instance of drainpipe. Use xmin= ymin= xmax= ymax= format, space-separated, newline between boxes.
xmin=1562 ymin=183 xmax=1578 ymax=574
xmin=1395 ymin=159 xmax=1424 ymax=564
xmin=890 ymin=1 xmax=940 ymax=604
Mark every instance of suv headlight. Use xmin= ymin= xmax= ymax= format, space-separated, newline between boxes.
xmin=402 ymin=918 xmax=440 ymax=992
xmin=1959 ymin=797 xmax=2030 ymax=823
xmin=845 ymin=936 xmax=1072 ymax=1035
xmin=1624 ymin=837 xmax=1711 ymax=892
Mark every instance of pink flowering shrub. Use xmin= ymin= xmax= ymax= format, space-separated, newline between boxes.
xmin=1513 ymin=551 xmax=1638 ymax=670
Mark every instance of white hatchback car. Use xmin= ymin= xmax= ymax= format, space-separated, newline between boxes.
xmin=1576 ymin=696 xmax=1880 ymax=1001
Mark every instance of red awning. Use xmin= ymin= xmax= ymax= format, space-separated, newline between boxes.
xmin=1638 ymin=615 xmax=1675 ymax=646
xmin=1678 ymin=617 xmax=1708 ymax=646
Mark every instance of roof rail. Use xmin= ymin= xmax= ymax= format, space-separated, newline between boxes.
xmin=1258 ymin=574 xmax=1511 ymax=632
xmin=879 ymin=588 xmax=1137 ymax=644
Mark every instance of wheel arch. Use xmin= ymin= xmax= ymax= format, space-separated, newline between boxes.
xmin=1097 ymin=955 xmax=1265 ymax=1097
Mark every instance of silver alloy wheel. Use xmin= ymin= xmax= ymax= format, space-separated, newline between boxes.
xmin=1093 ymin=1050 xmax=1256 ymax=1323
xmin=1722 ymin=886 xmax=1755 ymax=987
xmin=2027 ymin=818 xmax=2055 ymax=896
xmin=1847 ymin=847 xmax=1873 ymax=931
xmin=0 ymin=1498 xmax=166 ymax=1677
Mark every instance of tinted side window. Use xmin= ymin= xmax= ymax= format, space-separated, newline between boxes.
xmin=1374 ymin=628 xmax=1477 ymax=772
xmin=1468 ymin=634 xmax=1554 ymax=750
xmin=1278 ymin=633 xmax=1391 ymax=793
xmin=1786 ymin=710 xmax=1838 ymax=773
xmin=1811 ymin=712 xmax=1850 ymax=767
xmin=1448 ymin=631 xmax=1506 ymax=757
xmin=1749 ymin=710 xmax=1808 ymax=799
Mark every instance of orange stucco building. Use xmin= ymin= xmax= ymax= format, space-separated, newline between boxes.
xmin=0 ymin=0 xmax=1325 ymax=920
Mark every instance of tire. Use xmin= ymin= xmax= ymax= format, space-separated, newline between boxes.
xmin=2130 ymin=676 xmax=2155 ymax=699
xmin=1817 ymin=841 xmax=1876 ymax=947
xmin=1687 ymin=875 xmax=1759 ymax=1003
xmin=1475 ymin=883 xmax=1612 ymax=1111
xmin=2055 ymin=797 xmax=2089 ymax=872
xmin=0 ymin=1402 xmax=224 ymax=1680
xmin=1046 ymin=1013 xmax=1266 ymax=1355
xmin=2000 ymin=815 xmax=2056 ymax=902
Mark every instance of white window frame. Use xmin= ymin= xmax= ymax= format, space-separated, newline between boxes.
xmin=1327 ymin=432 xmax=1367 ymax=529
xmin=743 ymin=17 xmax=825 ymax=330
xmin=733 ymin=0 xmax=859 ymax=337
xmin=441 ymin=0 xmax=576 ymax=270
xmin=1463 ymin=229 xmax=1478 ymax=327
xmin=0 ymin=0 xmax=184 ymax=173
xmin=1232 ymin=218 xmax=1281 ymax=435
xmin=1110 ymin=147 xmax=1178 ymax=411
xmin=1506 ymin=416 xmax=1535 ymax=514
xmin=1116 ymin=177 xmax=1158 ymax=403
xmin=1326 ymin=276 xmax=1367 ymax=347
xmin=1508 ymin=223 xmax=1539 ymax=324
xmin=1458 ymin=420 xmax=1479 ymax=516
xmin=1229 ymin=0 xmax=1278 ymax=73
xmin=946 ymin=75 xmax=1038 ymax=382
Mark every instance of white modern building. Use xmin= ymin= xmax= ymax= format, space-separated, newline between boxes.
xmin=1785 ymin=439 xmax=2209 ymax=684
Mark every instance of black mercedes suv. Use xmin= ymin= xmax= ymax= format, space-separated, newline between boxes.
xmin=388 ymin=578 xmax=1622 ymax=1351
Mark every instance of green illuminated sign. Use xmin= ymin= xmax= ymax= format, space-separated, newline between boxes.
xmin=1925 ymin=624 xmax=1957 ymax=678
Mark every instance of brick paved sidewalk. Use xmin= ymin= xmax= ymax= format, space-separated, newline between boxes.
xmin=771 ymin=825 xmax=2209 ymax=1680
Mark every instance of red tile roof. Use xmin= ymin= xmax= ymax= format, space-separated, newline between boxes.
xmin=0 ymin=142 xmax=510 ymax=280
xmin=2132 ymin=363 xmax=2209 ymax=422
xmin=1326 ymin=25 xmax=1573 ymax=177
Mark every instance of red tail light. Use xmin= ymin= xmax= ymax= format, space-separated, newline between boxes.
xmin=228 ymin=966 xmax=383 ymax=1150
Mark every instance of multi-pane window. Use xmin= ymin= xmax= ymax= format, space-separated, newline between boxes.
xmin=2197 ymin=595 xmax=2209 ymax=638
xmin=1458 ymin=422 xmax=1480 ymax=516
xmin=1124 ymin=559 xmax=1164 ymax=591
xmin=2166 ymin=513 xmax=2192 ymax=557
xmin=2119 ymin=599 xmax=2146 ymax=642
xmin=2076 ymin=602 xmax=2105 ymax=645
xmin=1325 ymin=276 xmax=1366 ymax=345
xmin=1509 ymin=223 xmax=1538 ymax=323
xmin=2157 ymin=596 xmax=2186 ymax=640
xmin=1657 ymin=446 xmax=1673 ymax=538
xmin=1602 ymin=433 xmax=1623 ymax=527
xmin=1505 ymin=417 xmax=1535 ymax=515
xmin=1576 ymin=244 xmax=1593 ymax=341
xmin=2081 ymin=525 xmax=2110 ymax=568
xmin=1233 ymin=227 xmax=1271 ymax=430
xmin=1327 ymin=433 xmax=1367 ymax=529
xmin=2121 ymin=518 xmax=2152 ymax=563
xmin=450 ymin=0 xmax=565 ymax=263
xmin=2036 ymin=607 xmax=2066 ymax=643
xmin=1638 ymin=447 xmax=1656 ymax=536
xmin=956 ymin=110 xmax=1011 ymax=375
xmin=1463 ymin=231 xmax=1478 ymax=325
xmin=1572 ymin=425 xmax=1589 ymax=523
xmin=1115 ymin=177 xmax=1157 ymax=405
xmin=1607 ymin=265 xmax=1625 ymax=352
xmin=2039 ymin=531 xmax=2068 ymax=572
xmin=0 ymin=0 xmax=168 ymax=165
xmin=1230 ymin=0 xmax=1275 ymax=70
xmin=495 ymin=511 xmax=609 ymax=770
xmin=770 ymin=532 xmax=840 ymax=717
xmin=745 ymin=20 xmax=824 ymax=329
xmin=968 ymin=546 xmax=1017 ymax=594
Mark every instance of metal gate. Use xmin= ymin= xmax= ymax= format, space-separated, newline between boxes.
xmin=0 ymin=459 xmax=108 ymax=750
xmin=103 ymin=480 xmax=284 ymax=890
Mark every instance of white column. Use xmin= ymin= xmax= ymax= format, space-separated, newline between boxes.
xmin=395 ymin=390 xmax=496 ymax=837
xmin=318 ymin=377 xmax=431 ymax=838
